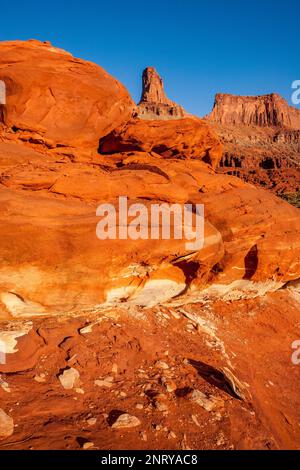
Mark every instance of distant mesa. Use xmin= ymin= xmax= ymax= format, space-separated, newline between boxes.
xmin=206 ymin=92 xmax=300 ymax=200
xmin=207 ymin=92 xmax=300 ymax=129
xmin=137 ymin=66 xmax=186 ymax=120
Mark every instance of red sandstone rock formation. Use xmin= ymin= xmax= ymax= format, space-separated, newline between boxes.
xmin=206 ymin=93 xmax=300 ymax=200
xmin=0 ymin=134 xmax=299 ymax=315
xmin=208 ymin=93 xmax=300 ymax=129
xmin=0 ymin=39 xmax=136 ymax=152
xmin=0 ymin=40 xmax=298 ymax=318
xmin=99 ymin=117 xmax=222 ymax=168
xmin=0 ymin=41 xmax=298 ymax=314
xmin=137 ymin=67 xmax=185 ymax=119
xmin=0 ymin=40 xmax=300 ymax=451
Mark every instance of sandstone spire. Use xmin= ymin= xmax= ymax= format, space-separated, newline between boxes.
xmin=139 ymin=67 xmax=174 ymax=106
xmin=137 ymin=66 xmax=185 ymax=120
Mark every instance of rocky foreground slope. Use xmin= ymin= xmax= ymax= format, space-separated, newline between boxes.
xmin=0 ymin=40 xmax=299 ymax=450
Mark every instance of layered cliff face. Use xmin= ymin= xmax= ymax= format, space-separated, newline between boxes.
xmin=208 ymin=93 xmax=300 ymax=129
xmin=137 ymin=67 xmax=185 ymax=120
xmin=0 ymin=41 xmax=300 ymax=450
xmin=207 ymin=93 xmax=300 ymax=201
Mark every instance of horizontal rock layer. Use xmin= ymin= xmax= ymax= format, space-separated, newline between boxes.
xmin=206 ymin=93 xmax=300 ymax=199
xmin=208 ymin=93 xmax=300 ymax=129
xmin=210 ymin=123 xmax=300 ymax=199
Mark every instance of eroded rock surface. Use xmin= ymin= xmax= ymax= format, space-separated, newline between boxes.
xmin=0 ymin=139 xmax=299 ymax=316
xmin=0 ymin=40 xmax=299 ymax=451
xmin=0 ymin=39 xmax=136 ymax=152
xmin=99 ymin=117 xmax=222 ymax=167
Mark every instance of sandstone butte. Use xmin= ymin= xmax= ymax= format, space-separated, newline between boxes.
xmin=206 ymin=93 xmax=300 ymax=201
xmin=0 ymin=40 xmax=299 ymax=450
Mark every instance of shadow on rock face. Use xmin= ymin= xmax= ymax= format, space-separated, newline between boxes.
xmin=188 ymin=359 xmax=242 ymax=400
xmin=243 ymin=244 xmax=258 ymax=280
xmin=175 ymin=386 xmax=194 ymax=398
xmin=107 ymin=410 xmax=126 ymax=427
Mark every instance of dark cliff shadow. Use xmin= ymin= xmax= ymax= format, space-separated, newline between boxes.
xmin=243 ymin=244 xmax=258 ymax=280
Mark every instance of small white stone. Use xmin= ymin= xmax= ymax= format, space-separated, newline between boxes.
xmin=59 ymin=368 xmax=80 ymax=390
xmin=155 ymin=361 xmax=169 ymax=370
xmin=140 ymin=431 xmax=147 ymax=442
xmin=34 ymin=374 xmax=46 ymax=383
xmin=136 ymin=404 xmax=144 ymax=410
xmin=190 ymin=390 xmax=223 ymax=412
xmin=162 ymin=377 xmax=177 ymax=393
xmin=0 ymin=379 xmax=11 ymax=393
xmin=94 ymin=377 xmax=114 ymax=388
xmin=191 ymin=414 xmax=201 ymax=427
xmin=86 ymin=417 xmax=97 ymax=426
xmin=111 ymin=413 xmax=141 ymax=429
xmin=83 ymin=441 xmax=94 ymax=450
xmin=80 ymin=324 xmax=93 ymax=334
xmin=155 ymin=401 xmax=169 ymax=412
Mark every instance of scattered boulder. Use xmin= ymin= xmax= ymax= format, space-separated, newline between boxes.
xmin=136 ymin=404 xmax=144 ymax=410
xmin=140 ymin=431 xmax=148 ymax=442
xmin=154 ymin=400 xmax=169 ymax=413
xmin=34 ymin=373 xmax=46 ymax=383
xmin=0 ymin=409 xmax=14 ymax=439
xmin=161 ymin=377 xmax=177 ymax=393
xmin=82 ymin=441 xmax=95 ymax=450
xmin=94 ymin=377 xmax=114 ymax=388
xmin=86 ymin=417 xmax=97 ymax=426
xmin=111 ymin=413 xmax=141 ymax=430
xmin=189 ymin=390 xmax=224 ymax=412
xmin=155 ymin=360 xmax=170 ymax=370
xmin=59 ymin=367 xmax=80 ymax=390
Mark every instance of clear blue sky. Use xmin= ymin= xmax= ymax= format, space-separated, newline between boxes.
xmin=1 ymin=0 xmax=299 ymax=116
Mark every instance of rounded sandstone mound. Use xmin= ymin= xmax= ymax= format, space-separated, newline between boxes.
xmin=0 ymin=39 xmax=136 ymax=149
xmin=0 ymin=141 xmax=299 ymax=317
xmin=0 ymin=41 xmax=299 ymax=318
xmin=99 ymin=118 xmax=223 ymax=168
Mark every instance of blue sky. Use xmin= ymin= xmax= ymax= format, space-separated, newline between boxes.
xmin=1 ymin=0 xmax=299 ymax=116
